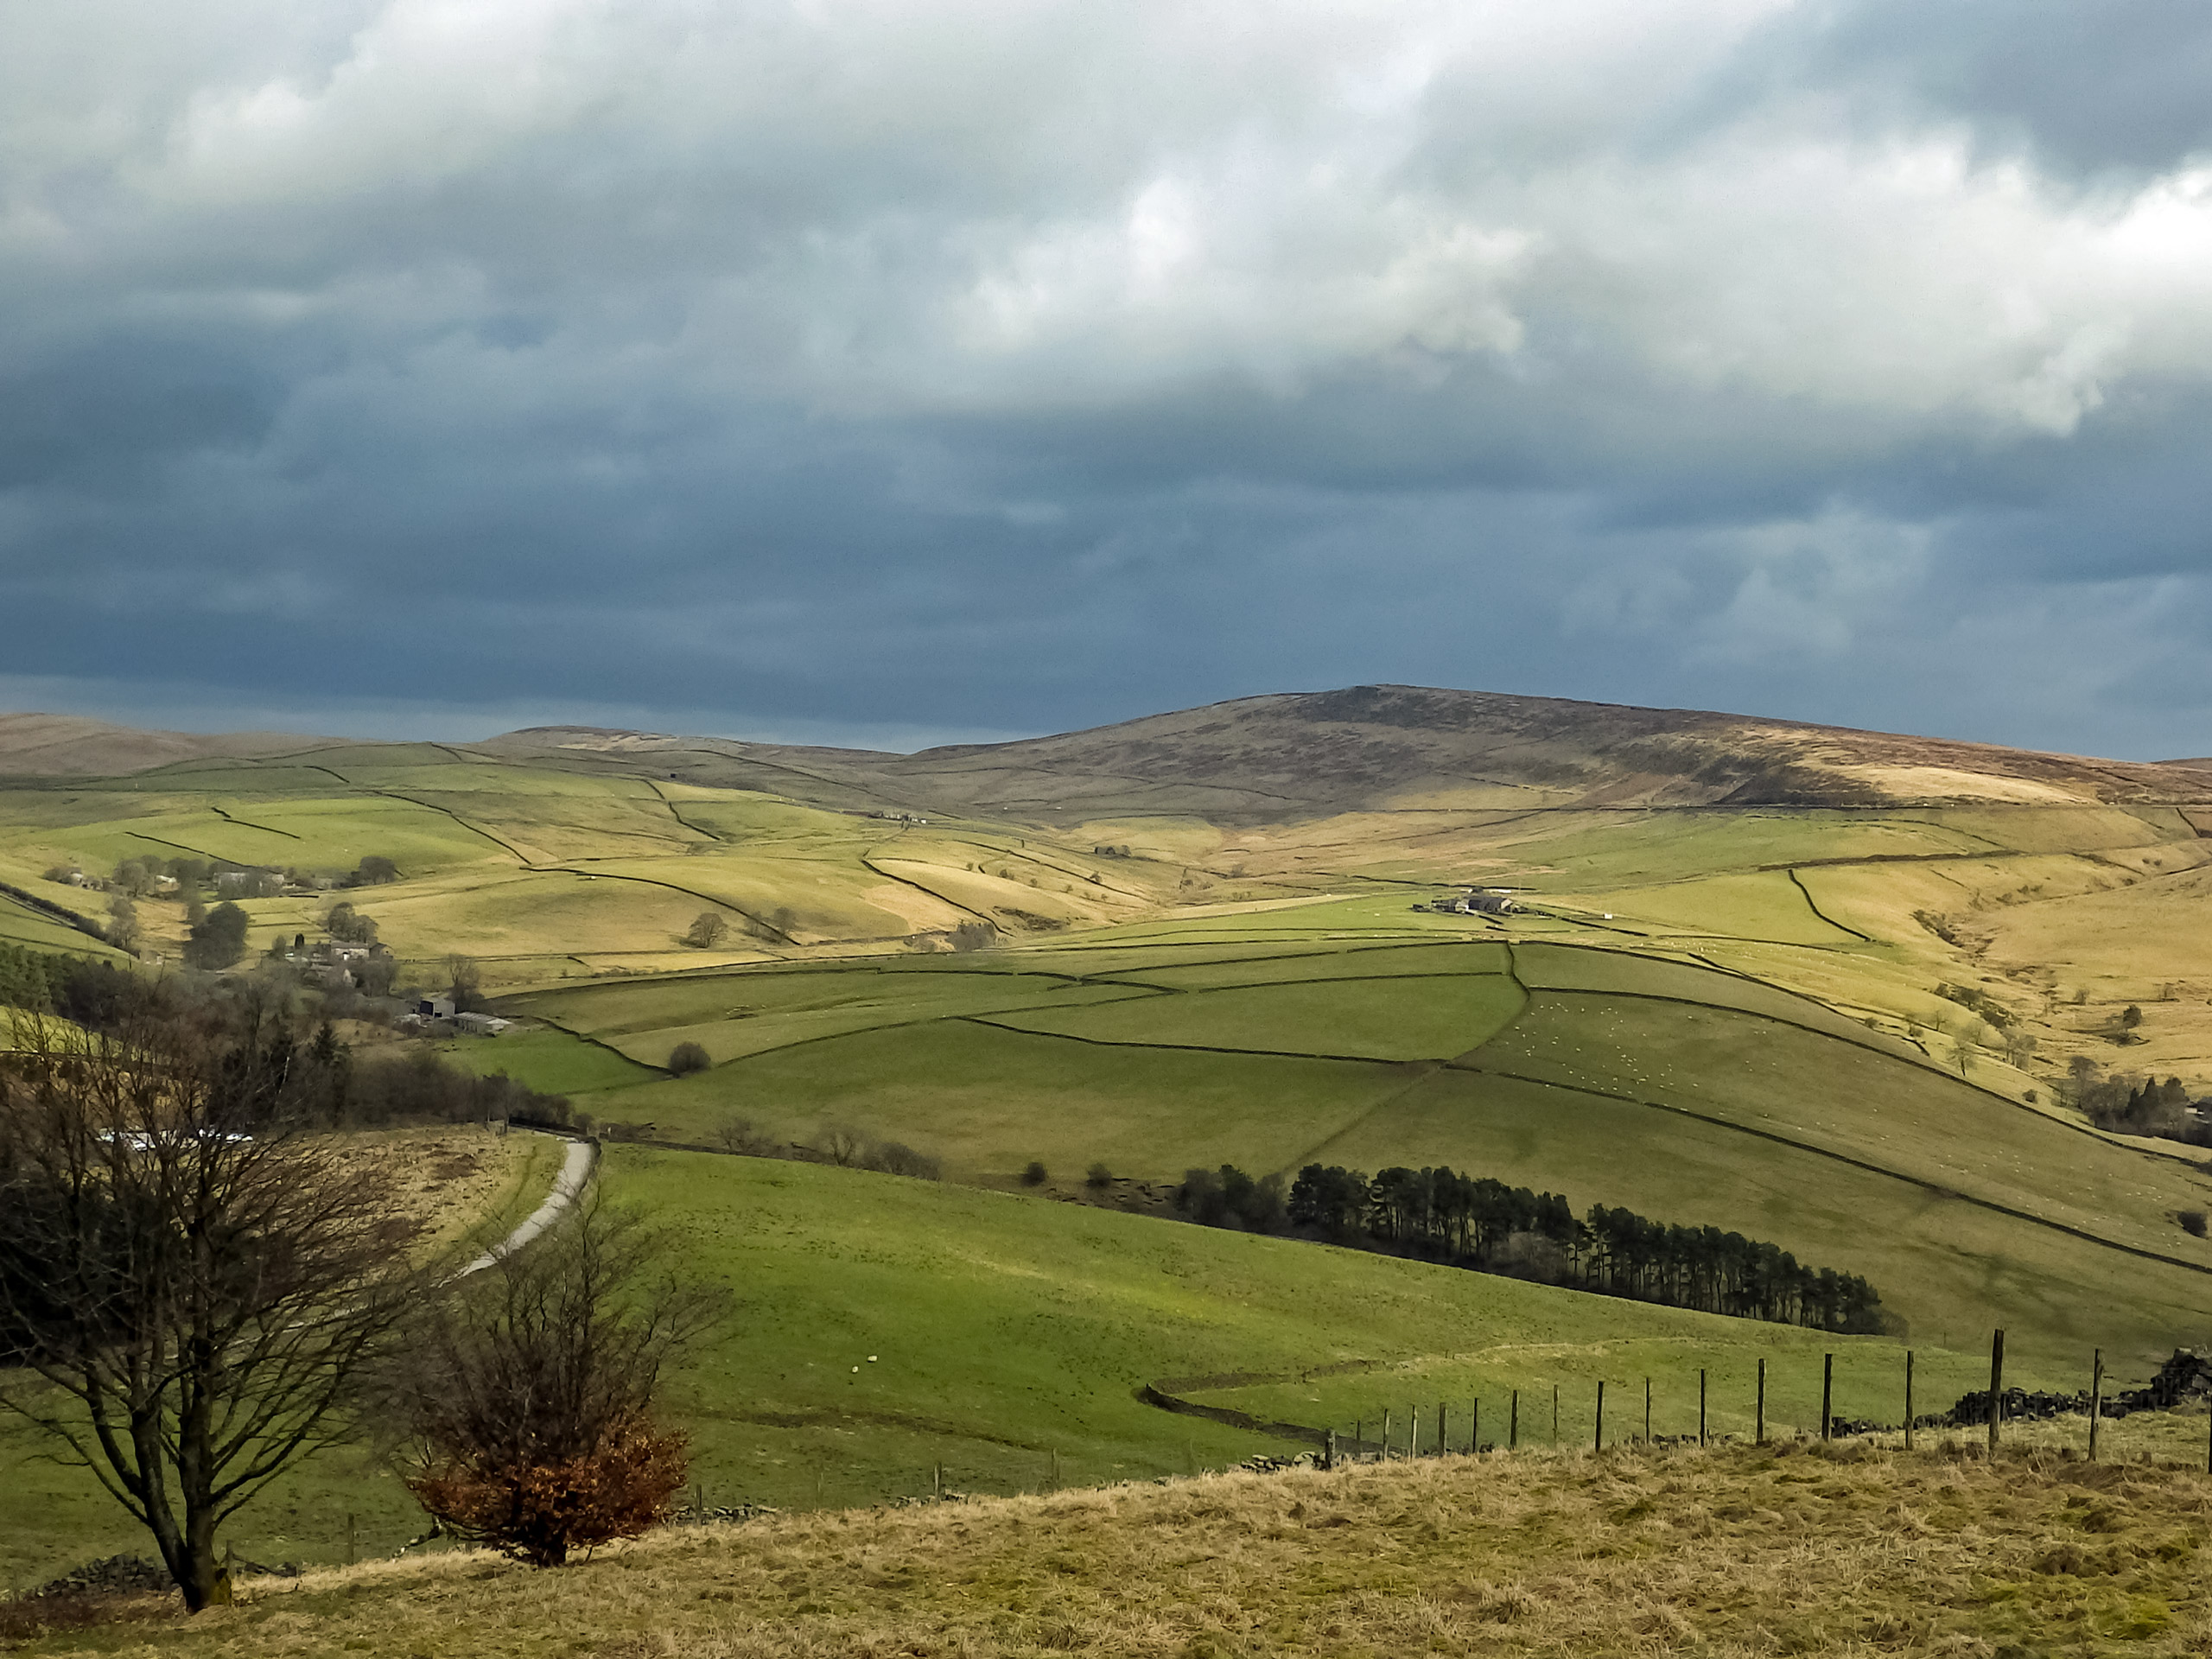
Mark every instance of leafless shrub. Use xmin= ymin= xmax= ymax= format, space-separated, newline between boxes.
xmin=390 ymin=1197 xmax=723 ymax=1567
xmin=813 ymin=1124 xmax=868 ymax=1166
xmin=868 ymin=1141 xmax=941 ymax=1180
xmin=713 ymin=1115 xmax=774 ymax=1155
xmin=804 ymin=1122 xmax=938 ymax=1179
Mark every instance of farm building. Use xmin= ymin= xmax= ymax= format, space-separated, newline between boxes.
xmin=1424 ymin=889 xmax=1518 ymax=915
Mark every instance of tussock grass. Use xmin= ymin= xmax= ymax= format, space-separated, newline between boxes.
xmin=41 ymin=1442 xmax=2212 ymax=1656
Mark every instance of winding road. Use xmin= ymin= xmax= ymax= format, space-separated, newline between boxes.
xmin=463 ymin=1134 xmax=596 ymax=1274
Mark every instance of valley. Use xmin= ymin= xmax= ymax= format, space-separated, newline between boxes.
xmin=5 ymin=685 xmax=2212 ymax=1603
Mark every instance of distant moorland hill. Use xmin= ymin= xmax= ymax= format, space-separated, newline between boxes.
xmin=0 ymin=713 xmax=329 ymax=778
xmin=7 ymin=687 xmax=2208 ymax=818
xmin=481 ymin=684 xmax=2212 ymax=819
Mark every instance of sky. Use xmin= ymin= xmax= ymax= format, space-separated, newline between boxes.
xmin=3 ymin=1 xmax=2212 ymax=759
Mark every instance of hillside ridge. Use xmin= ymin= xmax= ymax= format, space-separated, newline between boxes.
xmin=0 ymin=714 xmax=331 ymax=778
xmin=8 ymin=688 xmax=2211 ymax=817
xmin=480 ymin=683 xmax=2212 ymax=818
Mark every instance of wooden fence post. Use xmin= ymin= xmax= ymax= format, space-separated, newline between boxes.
xmin=1821 ymin=1353 xmax=1834 ymax=1443
xmin=1595 ymin=1381 xmax=1605 ymax=1452
xmin=1698 ymin=1369 xmax=1707 ymax=1446
xmin=1325 ymin=1428 xmax=1337 ymax=1472
xmin=1438 ymin=1402 xmax=1448 ymax=1457
xmin=1987 ymin=1329 xmax=2005 ymax=1457
xmin=1472 ymin=1397 xmax=1480 ymax=1454
xmin=1510 ymin=1390 xmax=1518 ymax=1451
xmin=1410 ymin=1405 xmax=1421 ymax=1459
xmin=2088 ymin=1350 xmax=2102 ymax=1463
xmin=1383 ymin=1408 xmax=1393 ymax=1459
xmin=1756 ymin=1358 xmax=1766 ymax=1446
xmin=1904 ymin=1351 xmax=1916 ymax=1452
xmin=1552 ymin=1385 xmax=1560 ymax=1445
xmin=1355 ymin=1418 xmax=1364 ymax=1459
xmin=345 ymin=1512 xmax=356 ymax=1568
xmin=1644 ymin=1376 xmax=1652 ymax=1444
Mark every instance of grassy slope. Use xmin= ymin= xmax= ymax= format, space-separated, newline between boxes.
xmin=505 ymin=929 xmax=2212 ymax=1372
xmin=7 ymin=746 xmax=2212 ymax=1511
xmin=430 ymin=1028 xmax=663 ymax=1098
xmin=30 ymin=1446 xmax=2212 ymax=1657
xmin=5 ymin=1141 xmax=2043 ymax=1588
xmin=0 ymin=893 xmax=119 ymax=957
xmin=590 ymin=1149 xmax=2078 ymax=1504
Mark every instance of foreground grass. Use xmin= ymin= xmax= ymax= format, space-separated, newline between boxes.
xmin=3 ymin=1146 xmax=2056 ymax=1587
xmin=27 ymin=1441 xmax=2212 ymax=1656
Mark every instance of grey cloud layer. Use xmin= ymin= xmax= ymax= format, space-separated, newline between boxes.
xmin=2 ymin=0 xmax=2209 ymax=754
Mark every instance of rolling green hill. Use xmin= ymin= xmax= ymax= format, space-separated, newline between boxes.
xmin=499 ymin=925 xmax=2212 ymax=1375
xmin=10 ymin=687 xmax=2212 ymax=1604
xmin=8 ymin=1140 xmax=2046 ymax=1586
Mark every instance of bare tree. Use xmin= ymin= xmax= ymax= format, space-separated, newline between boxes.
xmin=391 ymin=1196 xmax=721 ymax=1567
xmin=0 ymin=1007 xmax=420 ymax=1610
xmin=949 ymin=919 xmax=997 ymax=952
xmin=713 ymin=1115 xmax=772 ymax=1155
xmin=1948 ymin=1025 xmax=1978 ymax=1077
xmin=812 ymin=1123 xmax=867 ymax=1166
xmin=445 ymin=953 xmax=483 ymax=1011
xmin=105 ymin=893 xmax=140 ymax=956
xmin=683 ymin=912 xmax=729 ymax=950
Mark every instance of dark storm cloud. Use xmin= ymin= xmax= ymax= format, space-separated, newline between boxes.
xmin=1769 ymin=0 xmax=2212 ymax=179
xmin=2 ymin=1 xmax=2210 ymax=758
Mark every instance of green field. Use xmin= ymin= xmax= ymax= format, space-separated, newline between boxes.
xmin=430 ymin=1027 xmax=663 ymax=1098
xmin=7 ymin=1143 xmax=2066 ymax=1588
xmin=494 ymin=927 xmax=2212 ymax=1375
xmin=10 ymin=721 xmax=2212 ymax=1600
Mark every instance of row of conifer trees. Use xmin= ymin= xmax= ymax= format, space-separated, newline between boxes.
xmin=1173 ymin=1160 xmax=1888 ymax=1334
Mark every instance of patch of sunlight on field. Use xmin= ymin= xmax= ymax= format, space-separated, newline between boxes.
xmin=1576 ymin=869 xmax=1866 ymax=947
xmin=1310 ymin=1065 xmax=2212 ymax=1374
xmin=871 ymin=857 xmax=1125 ymax=930
xmin=1112 ymin=938 xmax=1510 ymax=988
xmin=580 ymin=852 xmax=939 ymax=941
xmin=0 ymin=892 xmax=120 ymax=957
xmin=983 ymin=975 xmax=1526 ymax=1063
xmin=1468 ymin=993 xmax=2212 ymax=1262
xmin=584 ymin=1019 xmax=1408 ymax=1174
xmin=597 ymin=982 xmax=1149 ymax=1068
xmin=432 ymin=1027 xmax=663 ymax=1096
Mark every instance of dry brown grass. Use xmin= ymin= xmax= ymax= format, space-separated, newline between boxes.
xmin=30 ymin=1440 xmax=2212 ymax=1657
xmin=332 ymin=1123 xmax=547 ymax=1257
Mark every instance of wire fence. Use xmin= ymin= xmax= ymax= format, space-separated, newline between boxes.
xmin=1310 ymin=1332 xmax=2212 ymax=1471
